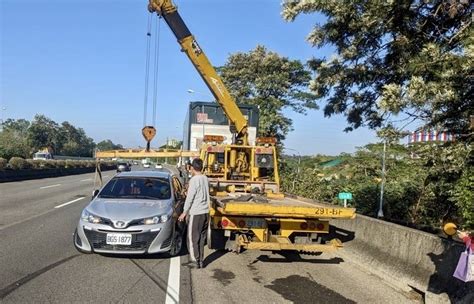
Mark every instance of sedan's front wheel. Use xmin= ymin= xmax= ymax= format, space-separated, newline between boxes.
xmin=168 ymin=230 xmax=183 ymax=257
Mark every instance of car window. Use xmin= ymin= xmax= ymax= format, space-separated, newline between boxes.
xmin=98 ymin=177 xmax=171 ymax=200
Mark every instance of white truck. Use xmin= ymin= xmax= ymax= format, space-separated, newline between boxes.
xmin=182 ymin=101 xmax=259 ymax=152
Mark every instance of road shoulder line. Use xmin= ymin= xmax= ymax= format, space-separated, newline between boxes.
xmin=165 ymin=256 xmax=180 ymax=304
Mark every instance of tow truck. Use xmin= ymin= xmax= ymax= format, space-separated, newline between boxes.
xmin=97 ymin=0 xmax=356 ymax=253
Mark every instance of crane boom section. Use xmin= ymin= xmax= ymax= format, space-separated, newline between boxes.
xmin=148 ymin=0 xmax=248 ymax=145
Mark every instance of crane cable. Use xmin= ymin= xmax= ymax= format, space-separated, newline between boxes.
xmin=151 ymin=16 xmax=162 ymax=127
xmin=143 ymin=13 xmax=153 ymax=127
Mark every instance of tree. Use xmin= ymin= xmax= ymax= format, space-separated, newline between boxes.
xmin=59 ymin=122 xmax=95 ymax=156
xmin=218 ymin=45 xmax=318 ymax=141
xmin=282 ymin=1 xmax=472 ymax=133
xmin=96 ymin=140 xmax=123 ymax=151
xmin=3 ymin=118 xmax=30 ymax=134
xmin=0 ymin=119 xmax=31 ymax=159
xmin=0 ymin=116 xmax=98 ymax=159
xmin=27 ymin=115 xmax=62 ymax=153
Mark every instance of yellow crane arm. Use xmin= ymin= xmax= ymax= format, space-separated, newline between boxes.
xmin=148 ymin=0 xmax=248 ymax=145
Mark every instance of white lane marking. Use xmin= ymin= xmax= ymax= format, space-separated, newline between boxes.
xmin=40 ymin=184 xmax=61 ymax=189
xmin=103 ymin=175 xmax=110 ymax=178
xmin=54 ymin=197 xmax=85 ymax=209
xmin=165 ymin=256 xmax=180 ymax=304
xmin=80 ymin=178 xmax=92 ymax=182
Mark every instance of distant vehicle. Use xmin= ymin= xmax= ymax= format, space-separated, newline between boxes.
xmin=155 ymin=163 xmax=163 ymax=169
xmin=32 ymin=147 xmax=93 ymax=161
xmin=133 ymin=161 xmax=139 ymax=165
xmin=73 ymin=171 xmax=185 ymax=255
xmin=33 ymin=152 xmax=53 ymax=160
xmin=33 ymin=147 xmax=54 ymax=160
xmin=117 ymin=162 xmax=131 ymax=173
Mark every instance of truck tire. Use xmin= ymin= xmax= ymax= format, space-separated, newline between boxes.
xmin=207 ymin=221 xmax=226 ymax=250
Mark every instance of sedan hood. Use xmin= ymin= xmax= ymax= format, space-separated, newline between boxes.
xmin=86 ymin=198 xmax=172 ymax=221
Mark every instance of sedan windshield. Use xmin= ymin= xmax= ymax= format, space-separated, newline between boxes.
xmin=98 ymin=177 xmax=171 ymax=200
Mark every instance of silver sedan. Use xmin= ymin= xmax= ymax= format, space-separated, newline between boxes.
xmin=74 ymin=171 xmax=185 ymax=255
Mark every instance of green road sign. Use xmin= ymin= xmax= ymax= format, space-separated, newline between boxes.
xmin=338 ymin=192 xmax=353 ymax=200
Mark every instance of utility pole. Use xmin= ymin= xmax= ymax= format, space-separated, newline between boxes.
xmin=377 ymin=140 xmax=387 ymax=218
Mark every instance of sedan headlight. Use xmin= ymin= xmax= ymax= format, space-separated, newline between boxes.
xmin=141 ymin=214 xmax=170 ymax=225
xmin=81 ymin=209 xmax=103 ymax=224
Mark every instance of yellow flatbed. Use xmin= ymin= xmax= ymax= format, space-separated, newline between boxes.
xmin=211 ymin=194 xmax=356 ymax=219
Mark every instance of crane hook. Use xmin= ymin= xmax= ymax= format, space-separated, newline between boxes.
xmin=142 ymin=126 xmax=156 ymax=152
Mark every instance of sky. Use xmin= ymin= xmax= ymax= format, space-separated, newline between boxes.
xmin=1 ymin=0 xmax=378 ymax=155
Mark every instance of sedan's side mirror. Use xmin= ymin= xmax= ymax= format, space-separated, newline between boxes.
xmin=92 ymin=189 xmax=99 ymax=198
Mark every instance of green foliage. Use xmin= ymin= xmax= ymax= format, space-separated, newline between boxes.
xmin=26 ymin=159 xmax=62 ymax=169
xmin=0 ymin=158 xmax=7 ymax=170
xmin=282 ymin=1 xmax=472 ymax=133
xmin=65 ymin=160 xmax=85 ymax=168
xmin=453 ymin=170 xmax=474 ymax=229
xmin=0 ymin=115 xmax=120 ymax=159
xmin=96 ymin=139 xmax=124 ymax=151
xmin=27 ymin=115 xmax=62 ymax=153
xmin=85 ymin=161 xmax=94 ymax=168
xmin=282 ymin=141 xmax=473 ymax=231
xmin=3 ymin=118 xmax=30 ymax=134
xmin=43 ymin=160 xmax=58 ymax=169
xmin=0 ymin=120 xmax=31 ymax=159
xmin=218 ymin=45 xmax=318 ymax=140
xmin=26 ymin=159 xmax=41 ymax=169
xmin=59 ymin=121 xmax=95 ymax=156
xmin=8 ymin=157 xmax=30 ymax=170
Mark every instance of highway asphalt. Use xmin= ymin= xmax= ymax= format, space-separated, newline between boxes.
xmin=0 ymin=168 xmax=420 ymax=303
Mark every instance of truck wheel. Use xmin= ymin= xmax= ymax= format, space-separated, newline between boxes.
xmin=207 ymin=221 xmax=226 ymax=250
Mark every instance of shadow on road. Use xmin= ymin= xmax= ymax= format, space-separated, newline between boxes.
xmin=264 ymin=274 xmax=355 ymax=304
xmin=256 ymin=251 xmax=344 ymax=264
xmin=427 ymin=237 xmax=474 ymax=303
xmin=203 ymin=249 xmax=228 ymax=267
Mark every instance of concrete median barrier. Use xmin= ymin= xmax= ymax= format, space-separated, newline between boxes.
xmin=0 ymin=166 xmax=116 ymax=183
xmin=330 ymin=213 xmax=473 ymax=303
xmin=286 ymin=194 xmax=473 ymax=303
